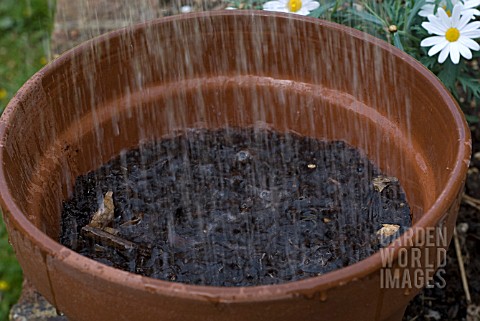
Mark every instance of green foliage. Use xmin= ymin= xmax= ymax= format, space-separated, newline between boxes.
xmin=459 ymin=76 xmax=480 ymax=101
xmin=0 ymin=214 xmax=23 ymax=321
xmin=338 ymin=0 xmax=427 ymax=54
xmin=225 ymin=0 xmax=265 ymax=9
xmin=0 ymin=0 xmax=55 ymax=318
xmin=0 ymin=0 xmax=55 ymax=112
xmin=309 ymin=1 xmax=338 ymax=19
xmin=339 ymin=0 xmax=480 ymax=121
xmin=308 ymin=0 xmax=346 ymax=19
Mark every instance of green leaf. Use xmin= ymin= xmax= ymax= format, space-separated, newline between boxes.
xmin=437 ymin=60 xmax=460 ymax=92
xmin=419 ymin=55 xmax=437 ymax=69
xmin=446 ymin=0 xmax=454 ymax=12
xmin=0 ymin=16 xmax=14 ymax=30
xmin=458 ymin=76 xmax=480 ymax=100
xmin=393 ymin=32 xmax=404 ymax=51
xmin=465 ymin=113 xmax=479 ymax=124
xmin=406 ymin=0 xmax=426 ymax=30
xmin=309 ymin=2 xmax=336 ymax=18
xmin=347 ymin=8 xmax=384 ymax=26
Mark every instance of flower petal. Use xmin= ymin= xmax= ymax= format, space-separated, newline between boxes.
xmin=460 ymin=21 xmax=480 ymax=31
xmin=458 ymin=42 xmax=473 ymax=59
xmin=459 ymin=36 xmax=480 ymax=50
xmin=464 ymin=0 xmax=480 ymax=9
xmin=263 ymin=1 xmax=287 ymax=10
xmin=449 ymin=42 xmax=461 ymax=63
xmin=462 ymin=29 xmax=480 ymax=37
xmin=422 ymin=21 xmax=446 ymax=35
xmin=419 ymin=4 xmax=436 ymax=17
xmin=304 ymin=1 xmax=320 ymax=11
xmin=429 ymin=13 xmax=446 ymax=26
xmin=438 ymin=45 xmax=451 ymax=63
xmin=464 ymin=8 xmax=480 ymax=16
xmin=428 ymin=40 xmax=449 ymax=56
xmin=421 ymin=36 xmax=445 ymax=47
xmin=457 ymin=13 xmax=474 ymax=30
xmin=437 ymin=8 xmax=451 ymax=28
xmin=295 ymin=9 xmax=310 ymax=15
xmin=451 ymin=4 xmax=463 ymax=23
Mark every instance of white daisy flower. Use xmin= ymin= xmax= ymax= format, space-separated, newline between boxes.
xmin=419 ymin=0 xmax=480 ymax=18
xmin=263 ymin=0 xmax=320 ymax=15
xmin=421 ymin=4 xmax=480 ymax=64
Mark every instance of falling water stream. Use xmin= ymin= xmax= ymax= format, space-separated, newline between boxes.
xmin=29 ymin=0 xmax=422 ymax=288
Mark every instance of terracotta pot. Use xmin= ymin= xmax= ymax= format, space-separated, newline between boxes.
xmin=0 ymin=11 xmax=471 ymax=321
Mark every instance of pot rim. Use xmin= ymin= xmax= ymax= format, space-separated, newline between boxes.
xmin=0 ymin=10 xmax=471 ymax=303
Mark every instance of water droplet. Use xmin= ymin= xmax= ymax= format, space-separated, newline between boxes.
xmin=235 ymin=150 xmax=251 ymax=162
xmin=259 ymin=190 xmax=272 ymax=201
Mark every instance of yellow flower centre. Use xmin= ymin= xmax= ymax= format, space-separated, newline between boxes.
xmin=288 ymin=0 xmax=302 ymax=12
xmin=445 ymin=27 xmax=460 ymax=42
xmin=0 ymin=280 xmax=9 ymax=291
xmin=442 ymin=5 xmax=452 ymax=17
xmin=0 ymin=88 xmax=7 ymax=100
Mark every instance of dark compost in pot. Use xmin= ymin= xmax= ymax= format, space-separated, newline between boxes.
xmin=60 ymin=127 xmax=411 ymax=287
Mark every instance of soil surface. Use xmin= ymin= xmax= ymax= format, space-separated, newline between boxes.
xmin=60 ymin=127 xmax=411 ymax=287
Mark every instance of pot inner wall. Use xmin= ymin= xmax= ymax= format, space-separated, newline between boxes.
xmin=18 ymin=77 xmax=432 ymax=241
xmin=1 ymin=13 xmax=459 ymax=262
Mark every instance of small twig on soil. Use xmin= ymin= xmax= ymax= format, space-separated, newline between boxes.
xmin=462 ymin=193 xmax=480 ymax=212
xmin=81 ymin=225 xmax=151 ymax=258
xmin=454 ymin=227 xmax=472 ymax=304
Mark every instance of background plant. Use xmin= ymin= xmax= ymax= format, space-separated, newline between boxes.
xmin=343 ymin=0 xmax=480 ymax=122
xmin=226 ymin=0 xmax=480 ymax=122
xmin=0 ymin=0 xmax=54 ymax=319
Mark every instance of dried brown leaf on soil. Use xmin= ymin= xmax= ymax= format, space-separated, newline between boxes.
xmin=88 ymin=191 xmax=114 ymax=229
xmin=376 ymin=224 xmax=400 ymax=238
xmin=372 ymin=176 xmax=399 ymax=193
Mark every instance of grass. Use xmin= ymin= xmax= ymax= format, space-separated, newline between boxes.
xmin=0 ymin=0 xmax=55 ymax=319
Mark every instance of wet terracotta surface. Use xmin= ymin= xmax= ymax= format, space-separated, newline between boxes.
xmin=0 ymin=10 xmax=470 ymax=321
